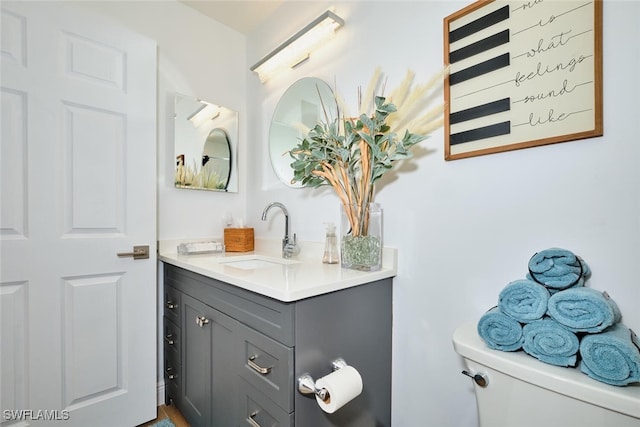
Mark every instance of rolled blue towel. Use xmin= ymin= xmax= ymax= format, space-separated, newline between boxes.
xmin=528 ymin=248 xmax=589 ymax=291
xmin=525 ymin=272 xmax=584 ymax=294
xmin=498 ymin=279 xmax=550 ymax=323
xmin=477 ymin=307 xmax=524 ymax=352
xmin=522 ymin=318 xmax=579 ymax=367
xmin=547 ymin=287 xmax=622 ymax=333
xmin=579 ymin=323 xmax=640 ymax=386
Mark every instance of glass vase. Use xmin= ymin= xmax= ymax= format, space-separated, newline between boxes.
xmin=340 ymin=203 xmax=383 ymax=271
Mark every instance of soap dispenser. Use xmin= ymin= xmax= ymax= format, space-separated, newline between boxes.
xmin=322 ymin=223 xmax=339 ymax=264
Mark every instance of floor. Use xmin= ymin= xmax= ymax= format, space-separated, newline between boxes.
xmin=138 ymin=404 xmax=190 ymax=427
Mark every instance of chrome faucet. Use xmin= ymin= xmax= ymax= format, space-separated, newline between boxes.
xmin=261 ymin=202 xmax=299 ymax=258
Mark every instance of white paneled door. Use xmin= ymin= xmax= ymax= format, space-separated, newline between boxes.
xmin=1 ymin=2 xmax=156 ymax=426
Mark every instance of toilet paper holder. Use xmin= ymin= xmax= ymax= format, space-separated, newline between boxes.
xmin=298 ymin=358 xmax=348 ymax=400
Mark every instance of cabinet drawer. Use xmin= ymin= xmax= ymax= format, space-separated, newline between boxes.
xmin=163 ymin=318 xmax=180 ymax=360
xmin=164 ymin=345 xmax=181 ymax=389
xmin=164 ymin=286 xmax=181 ymax=324
xmin=165 ymin=378 xmax=181 ymax=407
xmin=238 ymin=321 xmax=294 ymax=413
xmin=239 ymin=379 xmax=294 ymax=427
xmin=165 ymin=355 xmax=181 ymax=407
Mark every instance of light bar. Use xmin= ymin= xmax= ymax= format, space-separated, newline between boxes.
xmin=250 ymin=10 xmax=345 ymax=83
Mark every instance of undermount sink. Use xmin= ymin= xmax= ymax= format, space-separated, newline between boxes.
xmin=218 ymin=255 xmax=300 ymax=270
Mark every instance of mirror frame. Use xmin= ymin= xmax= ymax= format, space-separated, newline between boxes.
xmin=173 ymin=93 xmax=238 ymax=192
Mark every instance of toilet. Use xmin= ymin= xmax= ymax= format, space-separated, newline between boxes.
xmin=453 ymin=322 xmax=640 ymax=427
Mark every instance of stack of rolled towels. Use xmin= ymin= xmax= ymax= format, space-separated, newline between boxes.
xmin=477 ymin=247 xmax=640 ymax=386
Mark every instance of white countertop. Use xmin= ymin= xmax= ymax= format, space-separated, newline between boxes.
xmin=158 ymin=238 xmax=397 ymax=302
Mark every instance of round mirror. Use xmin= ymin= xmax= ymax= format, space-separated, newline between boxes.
xmin=199 ymin=128 xmax=231 ymax=190
xmin=269 ymin=77 xmax=337 ymax=187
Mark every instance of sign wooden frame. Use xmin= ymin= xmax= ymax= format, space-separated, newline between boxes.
xmin=443 ymin=0 xmax=603 ymax=160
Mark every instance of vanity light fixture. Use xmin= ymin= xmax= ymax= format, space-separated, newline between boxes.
xmin=187 ymin=101 xmax=220 ymax=128
xmin=250 ymin=10 xmax=345 ymax=83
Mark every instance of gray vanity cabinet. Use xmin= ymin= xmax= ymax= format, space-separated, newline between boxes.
xmin=163 ymin=262 xmax=392 ymax=427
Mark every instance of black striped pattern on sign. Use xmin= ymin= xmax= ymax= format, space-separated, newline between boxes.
xmin=448 ymin=5 xmax=511 ymax=145
xmin=449 ymin=5 xmax=509 ymax=43
xmin=450 ymin=122 xmax=510 ymax=146
xmin=450 ymin=53 xmax=510 ymax=85
xmin=449 ymin=98 xmax=510 ymax=125
xmin=449 ymin=29 xmax=509 ymax=64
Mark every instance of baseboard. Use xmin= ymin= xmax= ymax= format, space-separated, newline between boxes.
xmin=156 ymin=379 xmax=166 ymax=406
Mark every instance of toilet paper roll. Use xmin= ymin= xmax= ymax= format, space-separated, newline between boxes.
xmin=315 ymin=365 xmax=363 ymax=414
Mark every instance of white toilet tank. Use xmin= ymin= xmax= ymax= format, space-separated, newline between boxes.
xmin=453 ymin=322 xmax=640 ymax=427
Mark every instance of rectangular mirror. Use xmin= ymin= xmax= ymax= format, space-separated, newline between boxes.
xmin=174 ymin=93 xmax=238 ymax=192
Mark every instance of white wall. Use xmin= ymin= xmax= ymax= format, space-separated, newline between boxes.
xmin=246 ymin=1 xmax=640 ymax=426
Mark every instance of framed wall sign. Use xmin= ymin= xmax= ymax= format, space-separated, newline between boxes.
xmin=443 ymin=0 xmax=603 ymax=160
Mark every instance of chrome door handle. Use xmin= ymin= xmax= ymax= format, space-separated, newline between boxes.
xmin=248 ymin=355 xmax=272 ymax=375
xmin=165 ymin=301 xmax=177 ymax=310
xmin=164 ymin=334 xmax=175 ymax=345
xmin=117 ymin=245 xmax=149 ymax=259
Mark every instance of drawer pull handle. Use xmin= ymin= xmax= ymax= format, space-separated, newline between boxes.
xmin=165 ymin=367 xmax=177 ymax=380
xmin=164 ymin=334 xmax=175 ymax=345
xmin=196 ymin=316 xmax=210 ymax=328
xmin=248 ymin=355 xmax=272 ymax=375
xmin=246 ymin=411 xmax=261 ymax=427
xmin=166 ymin=301 xmax=177 ymax=310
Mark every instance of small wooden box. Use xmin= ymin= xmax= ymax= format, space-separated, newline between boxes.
xmin=224 ymin=228 xmax=254 ymax=252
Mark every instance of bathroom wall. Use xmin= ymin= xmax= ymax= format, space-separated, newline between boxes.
xmin=246 ymin=1 xmax=640 ymax=426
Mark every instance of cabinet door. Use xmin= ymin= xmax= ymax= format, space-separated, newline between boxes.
xmin=181 ymin=293 xmax=240 ymax=427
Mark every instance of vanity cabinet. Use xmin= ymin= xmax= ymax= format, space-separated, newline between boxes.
xmin=162 ymin=262 xmax=392 ymax=427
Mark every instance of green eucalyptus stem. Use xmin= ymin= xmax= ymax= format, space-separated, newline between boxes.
xmin=289 ymin=95 xmax=431 ymax=238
